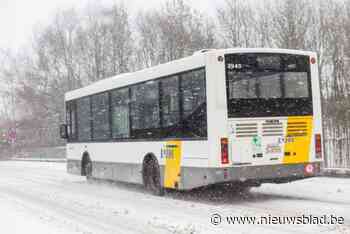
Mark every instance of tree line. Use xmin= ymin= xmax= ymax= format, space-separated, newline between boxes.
xmin=0 ymin=0 xmax=349 ymax=168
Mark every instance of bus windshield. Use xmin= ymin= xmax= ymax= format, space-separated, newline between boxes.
xmin=225 ymin=53 xmax=313 ymax=118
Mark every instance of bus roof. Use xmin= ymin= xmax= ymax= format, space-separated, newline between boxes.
xmin=216 ymin=48 xmax=316 ymax=56
xmin=65 ymin=48 xmax=316 ymax=101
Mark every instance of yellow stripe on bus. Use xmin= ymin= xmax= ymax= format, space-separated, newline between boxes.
xmin=164 ymin=141 xmax=182 ymax=189
xmin=283 ymin=116 xmax=313 ymax=164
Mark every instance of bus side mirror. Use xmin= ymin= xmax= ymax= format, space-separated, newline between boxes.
xmin=60 ymin=124 xmax=68 ymax=139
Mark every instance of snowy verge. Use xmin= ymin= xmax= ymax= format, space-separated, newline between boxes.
xmin=10 ymin=158 xmax=66 ymax=163
xmin=322 ymin=168 xmax=350 ymax=178
xmin=0 ymin=194 xmax=77 ymax=234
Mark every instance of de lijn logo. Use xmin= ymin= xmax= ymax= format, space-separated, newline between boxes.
xmin=252 ymin=136 xmax=263 ymax=155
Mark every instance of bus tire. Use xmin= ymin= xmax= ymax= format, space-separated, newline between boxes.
xmin=143 ymin=155 xmax=164 ymax=196
xmin=82 ymin=154 xmax=93 ymax=181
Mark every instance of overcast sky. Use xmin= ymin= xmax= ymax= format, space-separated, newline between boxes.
xmin=0 ymin=0 xmax=224 ymax=50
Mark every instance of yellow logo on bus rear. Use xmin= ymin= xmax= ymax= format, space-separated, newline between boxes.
xmin=163 ymin=141 xmax=182 ymax=188
xmin=283 ymin=116 xmax=313 ymax=164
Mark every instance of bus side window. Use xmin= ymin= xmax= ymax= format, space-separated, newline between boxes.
xmin=66 ymin=103 xmax=71 ymax=140
xmin=181 ymin=69 xmax=207 ymax=138
xmin=66 ymin=101 xmax=77 ymax=141
xmin=130 ymin=80 xmax=160 ymax=138
xmin=160 ymin=76 xmax=181 ymax=137
xmin=111 ymin=88 xmax=130 ymax=139
xmin=77 ymin=97 xmax=92 ymax=141
xmin=92 ymin=93 xmax=110 ymax=141
xmin=71 ymin=101 xmax=77 ymax=140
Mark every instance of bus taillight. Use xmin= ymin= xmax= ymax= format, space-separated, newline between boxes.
xmin=221 ymin=138 xmax=229 ymax=164
xmin=315 ymin=134 xmax=322 ymax=159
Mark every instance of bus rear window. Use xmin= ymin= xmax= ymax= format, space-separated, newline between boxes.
xmin=225 ymin=53 xmax=312 ymax=118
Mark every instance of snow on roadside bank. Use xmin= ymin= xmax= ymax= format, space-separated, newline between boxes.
xmin=0 ymin=195 xmax=78 ymax=234
xmin=11 ymin=158 xmax=66 ymax=163
xmin=323 ymin=168 xmax=350 ymax=177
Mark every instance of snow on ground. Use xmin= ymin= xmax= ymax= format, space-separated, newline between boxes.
xmin=0 ymin=161 xmax=349 ymax=234
xmin=323 ymin=167 xmax=350 ymax=177
xmin=0 ymin=197 xmax=78 ymax=234
xmin=11 ymin=158 xmax=66 ymax=163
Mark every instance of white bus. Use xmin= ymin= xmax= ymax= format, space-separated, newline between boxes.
xmin=60 ymin=48 xmax=323 ymax=195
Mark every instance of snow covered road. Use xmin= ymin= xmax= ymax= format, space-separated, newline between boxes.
xmin=0 ymin=161 xmax=349 ymax=234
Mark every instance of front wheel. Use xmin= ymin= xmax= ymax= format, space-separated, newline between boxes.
xmin=84 ymin=160 xmax=93 ymax=180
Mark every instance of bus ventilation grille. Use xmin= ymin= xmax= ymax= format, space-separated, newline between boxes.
xmin=287 ymin=121 xmax=308 ymax=137
xmin=262 ymin=122 xmax=284 ymax=136
xmin=235 ymin=123 xmax=258 ymax=138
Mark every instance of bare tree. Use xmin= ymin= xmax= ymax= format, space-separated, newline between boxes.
xmin=254 ymin=0 xmax=274 ymax=48
xmin=105 ymin=3 xmax=132 ymax=75
xmin=271 ymin=0 xmax=312 ymax=49
xmin=136 ymin=0 xmax=217 ymax=67
xmin=76 ymin=2 xmax=133 ymax=82
xmin=136 ymin=10 xmax=162 ymax=68
xmin=217 ymin=0 xmax=256 ymax=47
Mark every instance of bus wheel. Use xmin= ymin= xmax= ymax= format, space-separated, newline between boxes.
xmin=143 ymin=157 xmax=164 ymax=196
xmin=85 ymin=161 xmax=93 ymax=180
xmin=82 ymin=156 xmax=93 ymax=181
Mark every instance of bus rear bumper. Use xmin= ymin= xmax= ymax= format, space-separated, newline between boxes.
xmin=67 ymin=159 xmax=322 ymax=191
xmin=180 ymin=162 xmax=322 ymax=190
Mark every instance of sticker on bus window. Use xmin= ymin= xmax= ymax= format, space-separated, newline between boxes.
xmin=227 ymin=63 xmax=242 ymax=70
xmin=161 ymin=145 xmax=176 ymax=159
xmin=278 ymin=136 xmax=294 ymax=144
xmin=265 ymin=143 xmax=282 ymax=154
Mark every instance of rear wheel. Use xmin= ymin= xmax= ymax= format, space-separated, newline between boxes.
xmin=143 ymin=157 xmax=164 ymax=196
